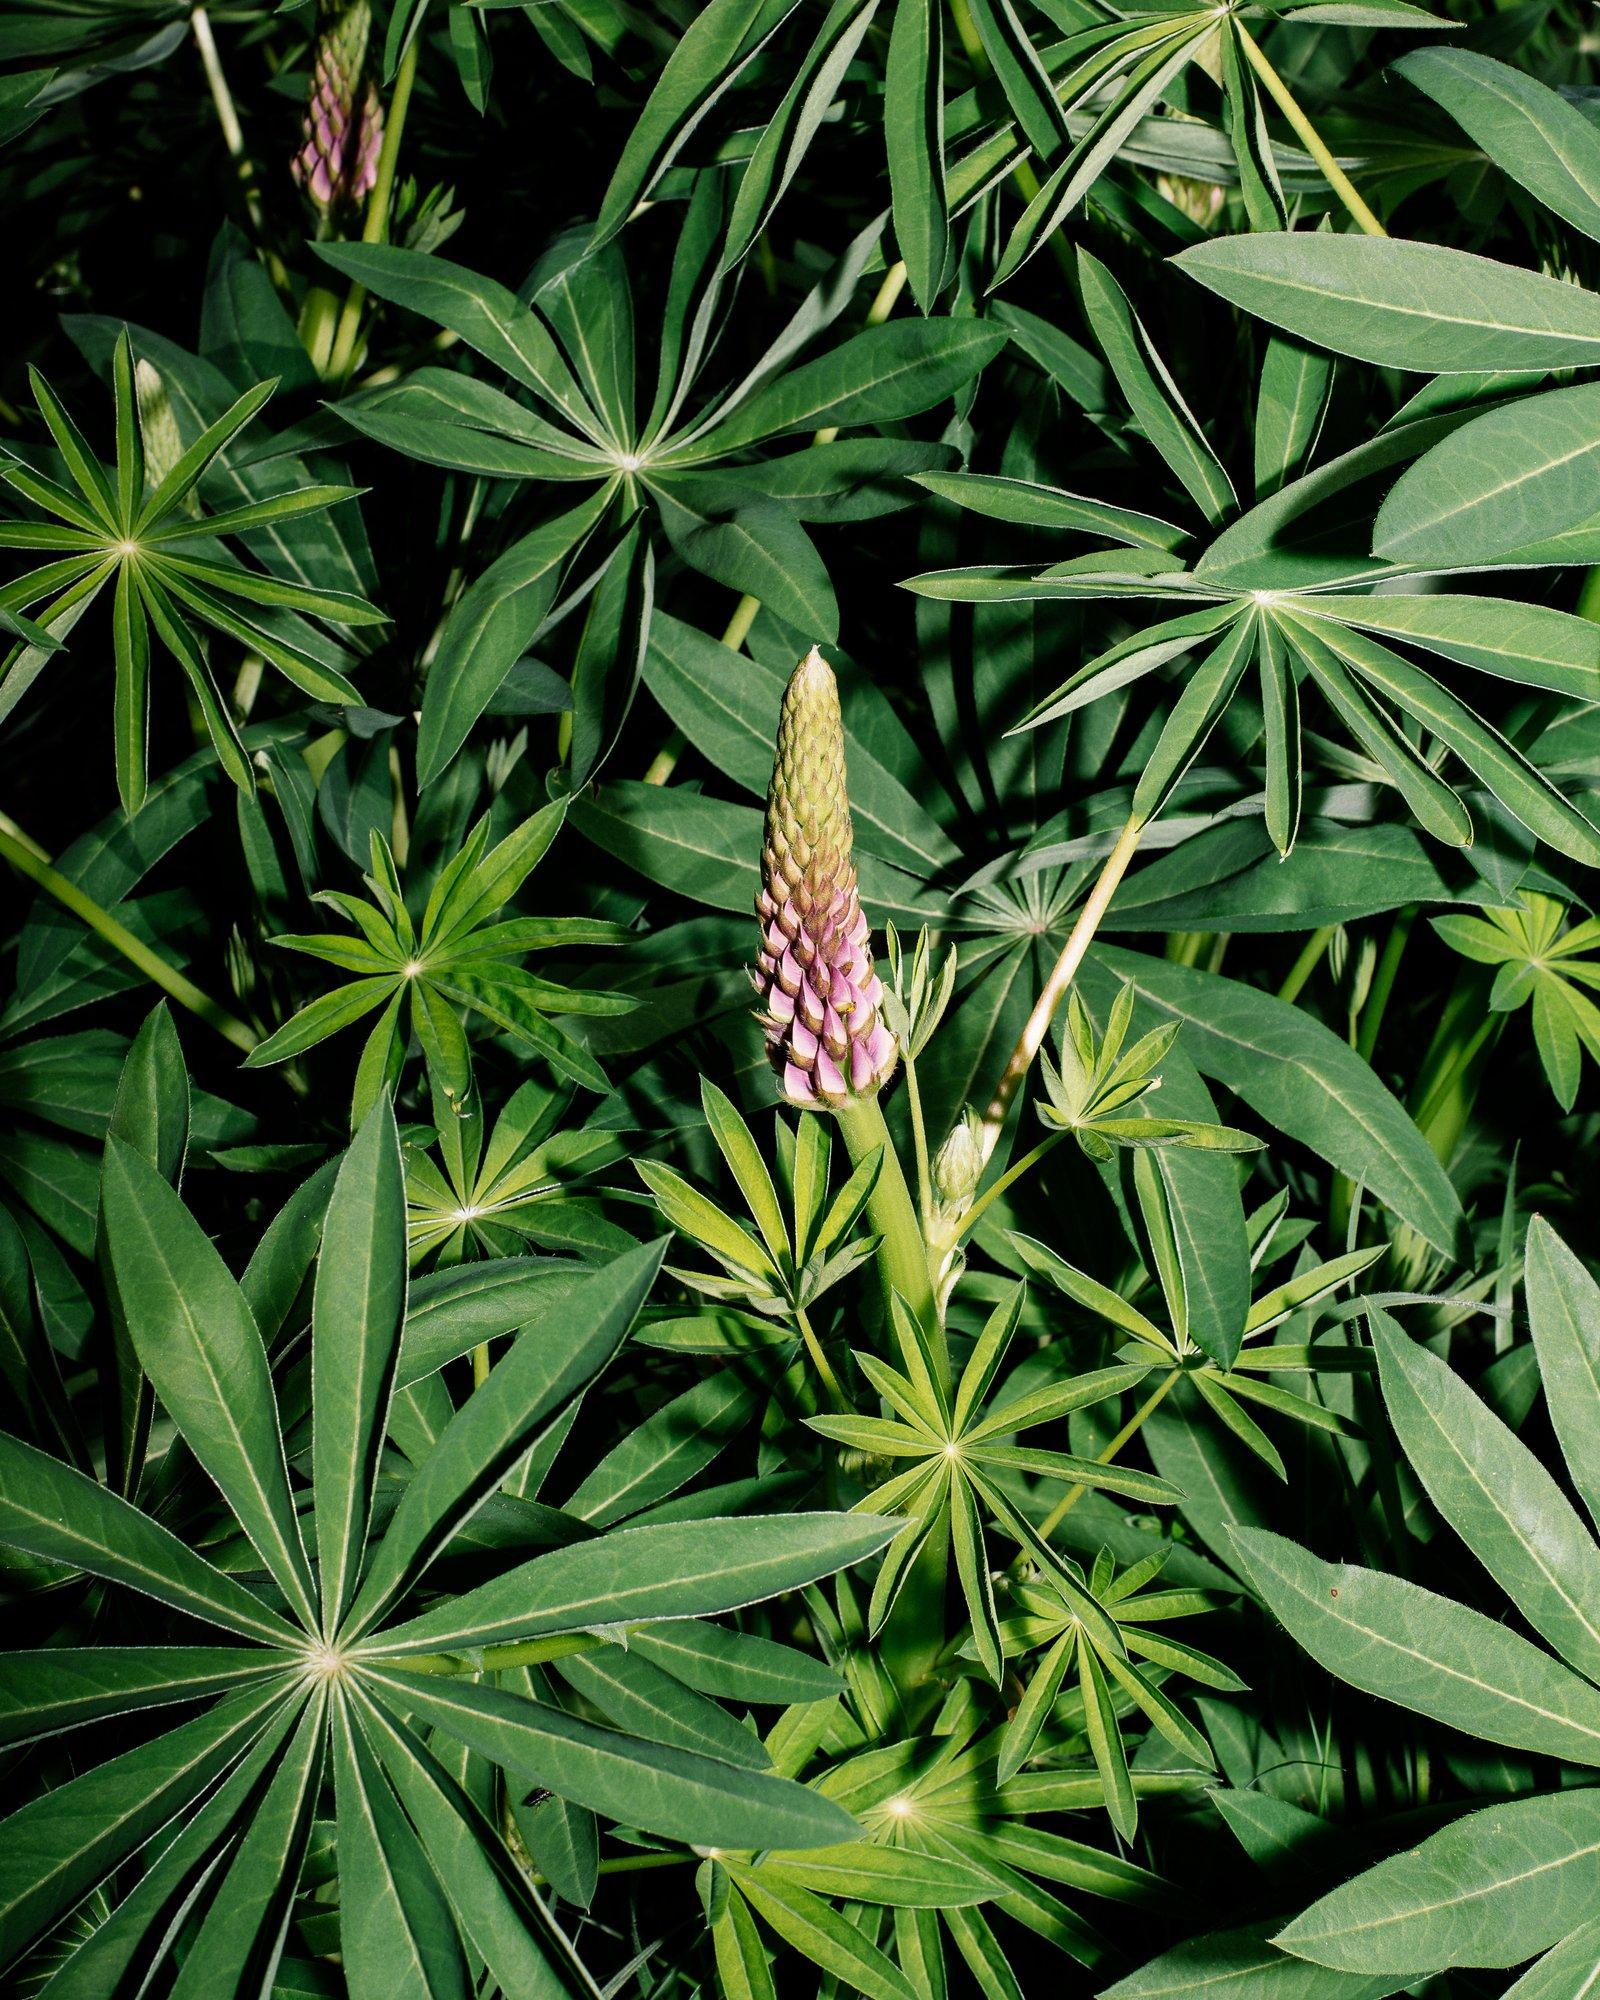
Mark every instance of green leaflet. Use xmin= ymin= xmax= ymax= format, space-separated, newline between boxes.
xmin=1276 ymin=1789 xmax=1600 ymax=1977
xmin=366 ymin=1512 xmax=900 ymax=1655
xmin=1371 ymin=1310 xmax=1600 ymax=1682
xmin=1176 ymin=235 xmax=1600 ymax=372
xmin=1229 ymin=1526 xmax=1600 ymax=1766
xmin=312 ymin=1095 xmax=408 ymax=1635
xmin=1395 ymin=49 xmax=1600 ymax=244
xmin=1526 ymin=1217 xmax=1600 ymax=1536
xmin=365 ymin=1669 xmax=860 ymax=1852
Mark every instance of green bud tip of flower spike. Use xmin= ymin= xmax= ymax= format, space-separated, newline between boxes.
xmin=754 ymin=646 xmax=898 ymax=1110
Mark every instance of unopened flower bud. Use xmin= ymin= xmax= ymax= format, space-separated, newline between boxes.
xmin=293 ymin=0 xmax=384 ymax=213
xmin=1156 ymin=174 xmax=1225 ymax=231
xmin=135 ymin=360 xmax=194 ymax=511
xmin=753 ymin=648 xmax=897 ymax=1109
xmin=933 ymin=1110 xmax=984 ymax=1208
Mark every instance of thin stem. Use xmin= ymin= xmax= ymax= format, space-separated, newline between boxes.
xmin=1235 ymin=24 xmax=1387 ymax=239
xmin=903 ymin=1052 xmax=932 ymax=1229
xmin=643 ymin=595 xmax=761 ymax=784
xmin=833 ymin=1093 xmax=941 ymax=1369
xmin=1035 ymin=1366 xmax=1179 ymax=1541
xmin=814 ymin=261 xmax=908 ymax=443
xmin=722 ymin=592 xmax=762 ymax=654
xmin=949 ymin=1131 xmax=1066 ymax=1251
xmin=325 ymin=39 xmax=421 ymax=384
xmin=1355 ymin=907 xmax=1414 ymax=1066
xmin=0 ymin=817 xmax=257 ymax=1055
xmin=1277 ymin=924 xmax=1336 ymax=1005
xmin=192 ymin=6 xmax=269 ymax=242
xmin=978 ymin=815 xmax=1144 ymax=1164
xmin=795 ymin=1303 xmax=845 ymax=1407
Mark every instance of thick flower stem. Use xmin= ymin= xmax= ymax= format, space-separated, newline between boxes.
xmin=834 ymin=1094 xmax=940 ymax=1360
xmin=977 ymin=814 xmax=1144 ymax=1165
xmin=0 ymin=817 xmax=258 ymax=1056
xmin=325 ymin=38 xmax=420 ymax=384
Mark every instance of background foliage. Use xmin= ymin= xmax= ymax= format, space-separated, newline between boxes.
xmin=3 ymin=0 xmax=1600 ymax=1993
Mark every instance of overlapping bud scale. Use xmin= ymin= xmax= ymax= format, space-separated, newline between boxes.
xmin=293 ymin=0 xmax=384 ymax=213
xmin=754 ymin=648 xmax=897 ymax=1109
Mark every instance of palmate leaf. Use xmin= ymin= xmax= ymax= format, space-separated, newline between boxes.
xmin=248 ymin=808 xmax=631 ymax=1125
xmin=325 ymin=218 xmax=1000 ymax=790
xmin=0 ymin=1112 xmax=898 ymax=1993
xmin=0 ymin=332 xmax=379 ymax=811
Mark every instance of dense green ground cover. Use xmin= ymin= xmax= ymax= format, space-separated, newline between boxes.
xmin=3 ymin=0 xmax=1600 ymax=1993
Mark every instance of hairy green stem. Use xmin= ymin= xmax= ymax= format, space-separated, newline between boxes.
xmin=978 ymin=814 xmax=1144 ymax=1164
xmin=903 ymin=1051 xmax=933 ymax=1228
xmin=326 ymin=39 xmax=420 ymax=383
xmin=1235 ymin=24 xmax=1387 ymax=238
xmin=0 ymin=817 xmax=258 ymax=1055
xmin=372 ymin=1631 xmax=604 ymax=1676
xmin=947 ymin=1131 xmax=1066 ymax=1253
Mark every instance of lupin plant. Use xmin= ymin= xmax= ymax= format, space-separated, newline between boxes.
xmin=10 ymin=2 xmax=1600 ymax=1996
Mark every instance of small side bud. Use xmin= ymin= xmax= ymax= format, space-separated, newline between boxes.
xmin=933 ymin=1110 xmax=984 ymax=1209
xmin=135 ymin=360 xmax=195 ymax=511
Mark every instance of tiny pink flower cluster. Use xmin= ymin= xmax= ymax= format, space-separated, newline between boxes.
xmin=292 ymin=6 xmax=383 ymax=211
xmin=753 ymin=648 xmax=898 ymax=1109
xmin=756 ymin=879 xmax=897 ymax=1107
